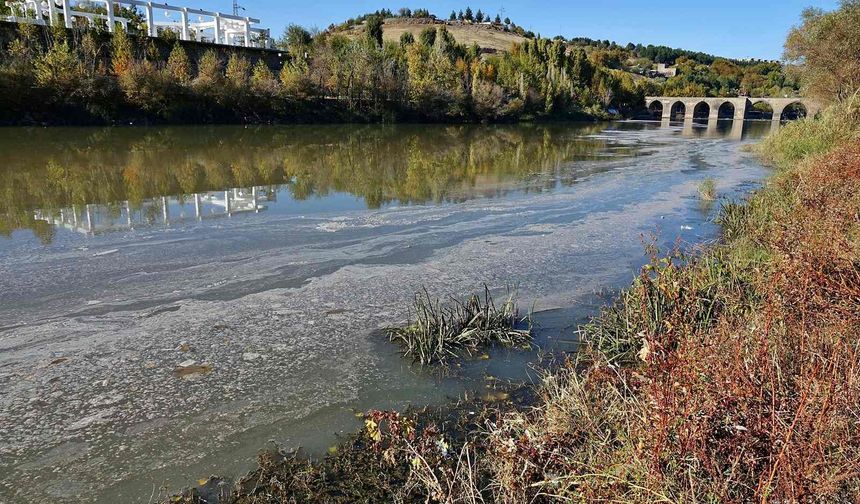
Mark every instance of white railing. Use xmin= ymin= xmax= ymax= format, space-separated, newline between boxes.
xmin=4 ymin=0 xmax=272 ymax=48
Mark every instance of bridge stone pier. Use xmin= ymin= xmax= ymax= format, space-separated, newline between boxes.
xmin=646 ymin=96 xmax=821 ymax=123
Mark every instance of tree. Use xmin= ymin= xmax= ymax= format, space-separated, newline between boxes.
xmin=458 ymin=10 xmax=464 ymax=21
xmin=279 ymin=24 xmax=312 ymax=56
xmin=785 ymin=1 xmax=860 ymax=103
xmin=111 ymin=26 xmax=134 ymax=76
xmin=279 ymin=59 xmax=309 ymax=98
xmin=166 ymin=44 xmax=191 ymax=84
xmin=34 ymin=40 xmax=81 ymax=95
xmin=225 ymin=54 xmax=251 ymax=89
xmin=449 ymin=10 xmax=456 ymax=21
xmin=195 ymin=50 xmax=223 ymax=90
xmin=504 ymin=17 xmax=510 ymax=25
xmin=418 ymin=27 xmax=436 ymax=47
xmin=365 ymin=14 xmax=384 ymax=47
xmin=494 ymin=14 xmax=501 ymax=24
xmin=250 ymin=59 xmax=279 ymax=97
xmin=400 ymin=31 xmax=415 ymax=48
xmin=464 ymin=7 xmax=473 ymax=21
xmin=475 ymin=9 xmax=484 ymax=22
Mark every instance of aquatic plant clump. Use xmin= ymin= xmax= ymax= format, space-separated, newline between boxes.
xmin=697 ymin=178 xmax=717 ymax=200
xmin=386 ymin=287 xmax=532 ymax=365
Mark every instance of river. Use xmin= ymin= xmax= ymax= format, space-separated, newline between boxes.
xmin=0 ymin=119 xmax=773 ymax=502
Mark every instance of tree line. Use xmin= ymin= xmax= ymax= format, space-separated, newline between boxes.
xmin=0 ymin=19 xmax=649 ymax=125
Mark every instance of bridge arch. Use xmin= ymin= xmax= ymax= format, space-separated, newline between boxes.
xmin=647 ymin=100 xmax=664 ymax=119
xmin=669 ymin=101 xmax=686 ymax=121
xmin=693 ymin=102 xmax=710 ymax=119
xmin=717 ymin=101 xmax=736 ymax=119
xmin=748 ymin=100 xmax=774 ymax=121
xmin=780 ymin=101 xmax=808 ymax=121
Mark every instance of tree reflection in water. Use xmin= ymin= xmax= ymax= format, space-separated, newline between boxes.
xmin=0 ymin=123 xmax=638 ymax=243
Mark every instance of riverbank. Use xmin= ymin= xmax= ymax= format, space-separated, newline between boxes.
xmin=168 ymin=101 xmax=860 ymax=503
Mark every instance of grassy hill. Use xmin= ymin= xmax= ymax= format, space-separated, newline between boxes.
xmin=348 ymin=18 xmax=527 ymax=53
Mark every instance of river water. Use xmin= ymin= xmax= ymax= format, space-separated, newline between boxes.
xmin=0 ymin=120 xmax=773 ymax=503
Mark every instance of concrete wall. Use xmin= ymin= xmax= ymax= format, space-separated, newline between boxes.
xmin=0 ymin=20 xmax=287 ymax=73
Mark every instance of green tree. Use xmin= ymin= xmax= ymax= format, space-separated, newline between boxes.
xmin=449 ymin=10 xmax=456 ymax=21
xmin=279 ymin=59 xmax=309 ymax=98
xmin=418 ymin=27 xmax=436 ymax=47
xmin=464 ymin=7 xmax=473 ymax=21
xmin=365 ymin=14 xmax=384 ymax=47
xmin=400 ymin=31 xmax=415 ymax=48
xmin=476 ymin=9 xmax=484 ymax=22
xmin=279 ymin=24 xmax=312 ymax=57
xmin=34 ymin=40 xmax=81 ymax=94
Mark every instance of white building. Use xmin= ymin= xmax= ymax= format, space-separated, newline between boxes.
xmin=4 ymin=0 xmax=272 ymax=48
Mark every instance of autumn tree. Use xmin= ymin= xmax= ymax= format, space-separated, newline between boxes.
xmin=785 ymin=1 xmax=860 ymax=102
xmin=111 ymin=26 xmax=134 ymax=75
xmin=166 ymin=44 xmax=191 ymax=84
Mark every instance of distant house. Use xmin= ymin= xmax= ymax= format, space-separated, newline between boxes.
xmin=655 ymin=63 xmax=678 ymax=77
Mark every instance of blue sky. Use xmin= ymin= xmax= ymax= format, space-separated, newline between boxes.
xmin=196 ymin=1 xmax=839 ymax=60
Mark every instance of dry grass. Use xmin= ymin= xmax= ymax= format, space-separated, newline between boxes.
xmin=480 ymin=104 xmax=860 ymax=502
xmin=380 ymin=21 xmax=526 ymax=53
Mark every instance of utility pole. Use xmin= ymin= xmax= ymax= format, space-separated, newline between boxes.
xmin=232 ymin=0 xmax=244 ymax=16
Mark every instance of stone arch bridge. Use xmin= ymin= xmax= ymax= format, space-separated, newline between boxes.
xmin=645 ymin=96 xmax=821 ymax=122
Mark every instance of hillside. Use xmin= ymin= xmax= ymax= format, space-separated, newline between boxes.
xmin=350 ymin=18 xmax=528 ymax=53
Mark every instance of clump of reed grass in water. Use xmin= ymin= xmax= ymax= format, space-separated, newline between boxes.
xmin=387 ymin=286 xmax=532 ymax=365
xmin=698 ymin=178 xmax=717 ymax=201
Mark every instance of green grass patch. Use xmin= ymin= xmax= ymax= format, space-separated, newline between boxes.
xmin=386 ymin=286 xmax=532 ymax=365
xmin=756 ymin=95 xmax=860 ymax=169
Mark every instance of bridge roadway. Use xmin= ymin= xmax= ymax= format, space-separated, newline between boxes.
xmin=645 ymin=96 xmax=820 ymax=122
